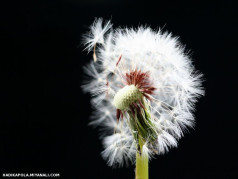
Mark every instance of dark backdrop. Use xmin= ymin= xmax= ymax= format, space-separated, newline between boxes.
xmin=1 ymin=0 xmax=237 ymax=178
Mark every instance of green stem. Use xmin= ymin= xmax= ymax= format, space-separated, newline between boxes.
xmin=136 ymin=138 xmax=148 ymax=179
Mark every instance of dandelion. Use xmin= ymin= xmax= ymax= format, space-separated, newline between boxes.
xmin=82 ymin=18 xmax=204 ymax=179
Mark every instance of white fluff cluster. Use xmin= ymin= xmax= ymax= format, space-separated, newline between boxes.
xmin=82 ymin=18 xmax=204 ymax=167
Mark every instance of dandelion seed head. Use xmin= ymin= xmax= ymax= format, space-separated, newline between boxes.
xmin=82 ymin=18 xmax=204 ymax=167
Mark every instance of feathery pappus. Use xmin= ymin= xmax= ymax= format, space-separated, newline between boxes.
xmin=82 ymin=18 xmax=204 ymax=167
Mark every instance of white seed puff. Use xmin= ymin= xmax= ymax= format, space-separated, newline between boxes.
xmin=82 ymin=18 xmax=204 ymax=167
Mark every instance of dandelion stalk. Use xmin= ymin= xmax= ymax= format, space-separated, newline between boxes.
xmin=136 ymin=137 xmax=148 ymax=179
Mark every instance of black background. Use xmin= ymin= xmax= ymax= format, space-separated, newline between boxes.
xmin=1 ymin=0 xmax=237 ymax=178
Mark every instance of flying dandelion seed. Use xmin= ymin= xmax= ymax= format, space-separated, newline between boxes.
xmin=82 ymin=18 xmax=204 ymax=175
